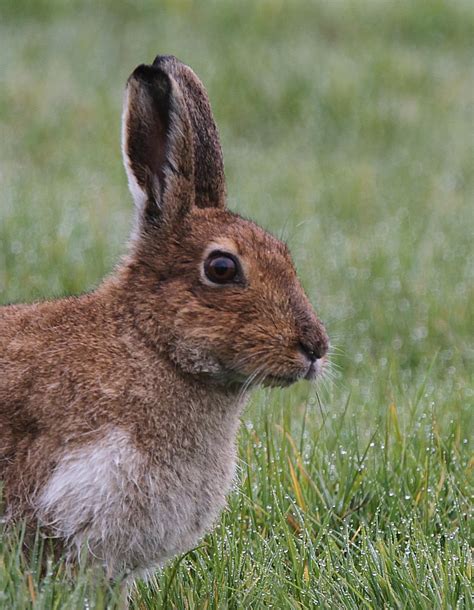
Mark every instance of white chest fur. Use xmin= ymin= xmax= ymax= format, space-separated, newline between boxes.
xmin=37 ymin=427 xmax=237 ymax=577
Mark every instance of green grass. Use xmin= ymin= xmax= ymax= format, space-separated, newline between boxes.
xmin=1 ymin=0 xmax=473 ymax=608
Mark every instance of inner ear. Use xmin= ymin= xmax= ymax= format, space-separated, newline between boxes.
xmin=122 ymin=64 xmax=195 ymax=226
xmin=125 ymin=68 xmax=170 ymax=204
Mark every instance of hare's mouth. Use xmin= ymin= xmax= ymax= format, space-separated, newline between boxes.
xmin=220 ymin=368 xmax=301 ymax=389
xmin=214 ymin=355 xmax=324 ymax=389
xmin=259 ymin=358 xmax=324 ymax=388
xmin=261 ymin=372 xmax=302 ymax=388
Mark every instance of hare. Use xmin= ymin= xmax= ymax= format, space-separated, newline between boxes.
xmin=0 ymin=55 xmax=329 ymax=579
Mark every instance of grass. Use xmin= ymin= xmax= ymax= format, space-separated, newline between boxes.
xmin=1 ymin=0 xmax=473 ymax=607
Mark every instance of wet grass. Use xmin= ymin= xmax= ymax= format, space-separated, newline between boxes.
xmin=1 ymin=0 xmax=473 ymax=607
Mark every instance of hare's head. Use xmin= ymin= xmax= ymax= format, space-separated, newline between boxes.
xmin=121 ymin=56 xmax=328 ymax=388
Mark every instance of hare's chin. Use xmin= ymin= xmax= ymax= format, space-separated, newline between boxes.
xmin=304 ymin=360 xmax=321 ymax=381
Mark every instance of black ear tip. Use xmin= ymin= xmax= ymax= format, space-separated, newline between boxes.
xmin=152 ymin=54 xmax=178 ymax=70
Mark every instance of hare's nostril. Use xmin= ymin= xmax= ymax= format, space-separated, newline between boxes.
xmin=298 ymin=342 xmax=318 ymax=363
xmin=298 ymin=335 xmax=328 ymax=362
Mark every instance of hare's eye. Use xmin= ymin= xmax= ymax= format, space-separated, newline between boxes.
xmin=204 ymin=253 xmax=238 ymax=284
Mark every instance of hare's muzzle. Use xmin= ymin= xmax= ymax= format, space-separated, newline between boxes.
xmin=298 ymin=338 xmax=328 ymax=363
xmin=295 ymin=318 xmax=329 ymax=381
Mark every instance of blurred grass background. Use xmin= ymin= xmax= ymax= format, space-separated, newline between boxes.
xmin=0 ymin=1 xmax=473 ymax=608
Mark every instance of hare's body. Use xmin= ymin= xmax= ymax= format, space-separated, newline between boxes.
xmin=0 ymin=55 xmax=329 ymax=578
xmin=1 ymin=277 xmax=243 ymax=575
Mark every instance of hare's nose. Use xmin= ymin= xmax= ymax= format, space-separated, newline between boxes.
xmin=298 ymin=339 xmax=327 ymax=362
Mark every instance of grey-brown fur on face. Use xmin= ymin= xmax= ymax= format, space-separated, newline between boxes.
xmin=0 ymin=55 xmax=328 ymax=579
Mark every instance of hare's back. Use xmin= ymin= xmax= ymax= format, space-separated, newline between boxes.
xmin=0 ymin=296 xmax=122 ymax=471
xmin=0 ymin=303 xmax=46 ymax=472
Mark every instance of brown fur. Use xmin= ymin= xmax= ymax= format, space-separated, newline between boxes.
xmin=0 ymin=55 xmax=328 ymax=576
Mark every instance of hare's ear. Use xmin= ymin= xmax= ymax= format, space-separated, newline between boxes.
xmin=153 ymin=56 xmax=226 ymax=210
xmin=122 ymin=64 xmax=195 ymax=227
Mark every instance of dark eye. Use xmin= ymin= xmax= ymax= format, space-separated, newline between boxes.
xmin=204 ymin=253 xmax=238 ymax=284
